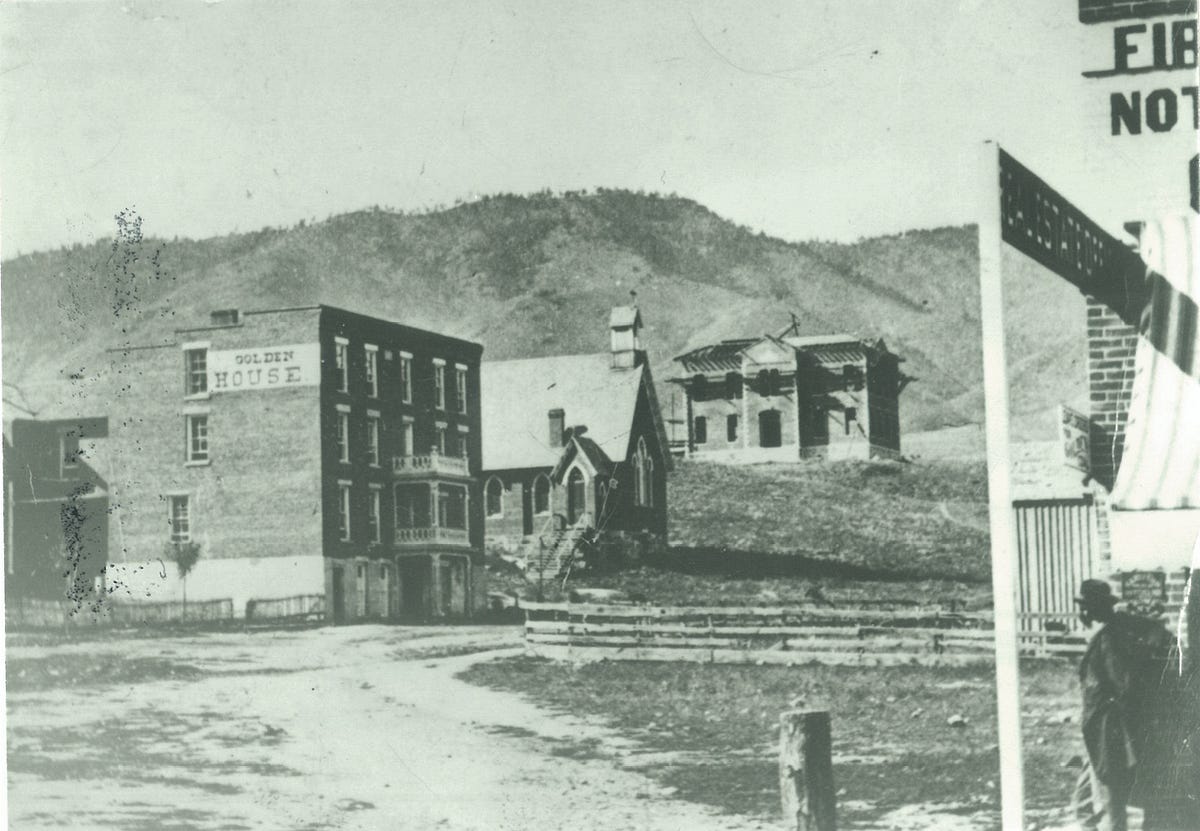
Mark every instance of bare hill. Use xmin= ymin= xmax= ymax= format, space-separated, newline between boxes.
xmin=1 ymin=190 xmax=1084 ymax=432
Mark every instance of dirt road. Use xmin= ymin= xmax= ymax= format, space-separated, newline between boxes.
xmin=6 ymin=625 xmax=777 ymax=830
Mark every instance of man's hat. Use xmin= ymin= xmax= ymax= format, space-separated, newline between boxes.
xmin=1075 ymin=579 xmax=1117 ymax=607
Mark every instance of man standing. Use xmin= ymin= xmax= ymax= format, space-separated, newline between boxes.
xmin=1074 ymin=578 xmax=1195 ymax=831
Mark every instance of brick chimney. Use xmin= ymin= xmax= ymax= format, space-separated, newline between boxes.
xmin=548 ymin=409 xmax=565 ymax=448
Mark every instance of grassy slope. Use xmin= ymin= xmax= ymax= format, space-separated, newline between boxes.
xmin=489 ymin=457 xmax=994 ymax=609
xmin=2 ymin=191 xmax=1083 ymax=433
xmin=459 ymin=657 xmax=1086 ymax=828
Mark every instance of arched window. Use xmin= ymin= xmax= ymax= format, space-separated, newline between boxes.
xmin=485 ymin=476 xmax=504 ymax=517
xmin=567 ymin=467 xmax=587 ymax=525
xmin=533 ymin=474 xmax=551 ymax=516
xmin=634 ymin=436 xmax=653 ymax=507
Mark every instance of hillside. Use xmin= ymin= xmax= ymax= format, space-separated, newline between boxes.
xmin=0 ymin=190 xmax=1085 ymax=433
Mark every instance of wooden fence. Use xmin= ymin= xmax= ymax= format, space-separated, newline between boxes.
xmin=5 ymin=597 xmax=236 ymax=628
xmin=523 ymin=602 xmax=1088 ymax=665
xmin=245 ymin=594 xmax=325 ymax=622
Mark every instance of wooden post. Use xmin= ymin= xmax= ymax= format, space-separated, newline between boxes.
xmin=779 ymin=710 xmax=836 ymax=831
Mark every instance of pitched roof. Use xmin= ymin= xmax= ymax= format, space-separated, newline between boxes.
xmin=673 ymin=339 xmax=758 ymax=373
xmin=481 ymin=353 xmax=646 ymax=471
xmin=550 ymin=434 xmax=614 ymax=482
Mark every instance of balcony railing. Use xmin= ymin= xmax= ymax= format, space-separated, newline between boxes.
xmin=392 ymin=450 xmax=470 ymax=479
xmin=394 ymin=526 xmax=470 ymax=547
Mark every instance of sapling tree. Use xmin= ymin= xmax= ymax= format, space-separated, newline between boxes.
xmin=165 ymin=541 xmax=202 ymax=616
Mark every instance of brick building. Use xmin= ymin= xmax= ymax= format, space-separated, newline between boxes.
xmin=480 ymin=306 xmax=671 ymax=573
xmin=98 ymin=305 xmax=484 ymax=621
xmin=671 ymin=322 xmax=906 ymax=464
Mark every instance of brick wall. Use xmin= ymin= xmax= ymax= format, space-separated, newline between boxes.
xmin=1078 ymin=0 xmax=1195 ymax=23
xmin=1086 ymin=297 xmax=1139 ymax=488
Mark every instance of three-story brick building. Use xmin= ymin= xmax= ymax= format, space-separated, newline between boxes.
xmin=101 ymin=305 xmax=484 ymax=621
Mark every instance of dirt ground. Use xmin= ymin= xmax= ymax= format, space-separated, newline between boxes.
xmin=6 ymin=624 xmax=1085 ymax=831
xmin=8 ymin=625 xmax=789 ymax=831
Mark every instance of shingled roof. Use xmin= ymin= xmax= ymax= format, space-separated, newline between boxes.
xmin=481 ymin=353 xmax=651 ymax=471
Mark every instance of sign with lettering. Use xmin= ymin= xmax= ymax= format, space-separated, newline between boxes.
xmin=998 ymin=149 xmax=1147 ymax=322
xmin=1059 ymin=405 xmax=1092 ymax=474
xmin=1121 ymin=569 xmax=1167 ymax=616
xmin=208 ymin=343 xmax=320 ymax=392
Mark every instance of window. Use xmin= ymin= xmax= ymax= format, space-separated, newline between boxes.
xmin=400 ymin=352 xmax=413 ymax=403
xmin=485 ymin=477 xmax=504 ymax=517
xmin=336 ymin=410 xmax=350 ymax=463
xmin=725 ymin=372 xmax=742 ymax=398
xmin=367 ymin=486 xmax=382 ymax=543
xmin=60 ymin=432 xmax=81 ymax=473
xmin=335 ymin=337 xmax=349 ymax=393
xmin=433 ymin=360 xmax=446 ymax=410
xmin=843 ymin=365 xmax=864 ymax=392
xmin=455 ymin=365 xmax=468 ymax=414
xmin=186 ymin=415 xmax=209 ymax=463
xmin=844 ymin=407 xmax=858 ymax=436
xmin=759 ymin=409 xmax=782 ymax=448
xmin=694 ymin=415 xmax=708 ymax=444
xmin=365 ymin=345 xmax=379 ymax=397
xmin=184 ymin=348 xmax=208 ymax=396
xmin=395 ymin=484 xmax=430 ymax=529
xmin=533 ymin=474 xmax=551 ymax=515
xmin=169 ymin=495 xmax=190 ymax=543
xmin=338 ymin=482 xmax=351 ymax=541
xmin=435 ymin=422 xmax=447 ymax=455
xmin=566 ymin=468 xmax=587 ymax=525
xmin=355 ymin=563 xmax=367 ymax=616
xmin=727 ymin=414 xmax=739 ymax=442
xmin=401 ymin=417 xmax=414 ymax=457
xmin=367 ymin=413 xmax=381 ymax=466
xmin=634 ymin=437 xmax=653 ymax=507
xmin=457 ymin=425 xmax=470 ymax=462
xmin=438 ymin=484 xmax=467 ymax=530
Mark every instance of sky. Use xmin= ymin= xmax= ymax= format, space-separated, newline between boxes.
xmin=0 ymin=0 xmax=1194 ymax=256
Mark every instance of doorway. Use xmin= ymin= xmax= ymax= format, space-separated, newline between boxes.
xmin=759 ymin=409 xmax=782 ymax=448
xmin=331 ymin=566 xmax=346 ymax=624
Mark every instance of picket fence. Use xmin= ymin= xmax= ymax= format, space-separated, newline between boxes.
xmin=522 ymin=602 xmax=1088 ymax=666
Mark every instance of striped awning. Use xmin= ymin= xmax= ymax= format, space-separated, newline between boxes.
xmin=1110 ymin=213 xmax=1200 ymax=511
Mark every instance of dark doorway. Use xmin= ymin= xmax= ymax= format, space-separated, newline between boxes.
xmin=521 ymin=480 xmax=534 ymax=536
xmin=331 ymin=566 xmax=346 ymax=624
xmin=759 ymin=409 xmax=782 ymax=448
xmin=399 ymin=557 xmax=430 ymax=619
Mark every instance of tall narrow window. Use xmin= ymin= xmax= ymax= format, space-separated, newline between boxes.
xmin=186 ymin=415 xmax=209 ymax=463
xmin=485 ymin=477 xmax=504 ymax=517
xmin=567 ymin=468 xmax=586 ymax=525
xmin=355 ymin=562 xmax=366 ymax=616
xmin=533 ymin=474 xmax=551 ymax=515
xmin=365 ymin=345 xmax=379 ymax=398
xmin=367 ymin=413 xmax=381 ymax=467
xmin=844 ymin=407 xmax=858 ymax=436
xmin=184 ymin=348 xmax=208 ymax=396
xmin=634 ymin=436 xmax=653 ymax=507
xmin=455 ymin=365 xmax=468 ymax=415
xmin=335 ymin=337 xmax=349 ymax=393
xmin=338 ymin=482 xmax=351 ymax=541
xmin=727 ymin=414 xmax=739 ymax=442
xmin=439 ymin=484 xmax=468 ymax=529
xmin=401 ymin=418 xmax=414 ymax=457
xmin=433 ymin=360 xmax=446 ymax=410
xmin=337 ymin=410 xmax=350 ymax=463
xmin=435 ymin=422 xmax=447 ymax=455
xmin=367 ymin=485 xmax=382 ymax=543
xmin=169 ymin=495 xmax=190 ymax=543
xmin=400 ymin=352 xmax=413 ymax=403
xmin=60 ymin=432 xmax=81 ymax=473
xmin=457 ymin=425 xmax=470 ymax=462
xmin=694 ymin=415 xmax=708 ymax=445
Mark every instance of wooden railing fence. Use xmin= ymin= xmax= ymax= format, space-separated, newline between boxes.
xmin=523 ymin=602 xmax=1089 ymax=665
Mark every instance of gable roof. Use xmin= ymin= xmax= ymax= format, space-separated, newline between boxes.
xmin=609 ymin=306 xmax=641 ymax=329
xmin=481 ymin=353 xmax=647 ymax=471
xmin=549 ymin=434 xmax=614 ymax=482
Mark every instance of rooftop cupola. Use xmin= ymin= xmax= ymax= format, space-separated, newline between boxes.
xmin=609 ymin=299 xmax=642 ymax=370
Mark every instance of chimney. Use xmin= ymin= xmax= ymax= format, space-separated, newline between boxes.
xmin=609 ymin=298 xmax=643 ymax=370
xmin=548 ymin=409 xmax=565 ymax=448
xmin=210 ymin=309 xmax=241 ymax=326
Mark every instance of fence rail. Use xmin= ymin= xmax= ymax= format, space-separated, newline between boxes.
xmin=5 ymin=597 xmax=236 ymax=628
xmin=523 ymin=602 xmax=1088 ymax=665
xmin=245 ymin=594 xmax=325 ymax=621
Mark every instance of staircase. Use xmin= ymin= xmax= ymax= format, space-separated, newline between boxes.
xmin=524 ymin=514 xmax=591 ymax=579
